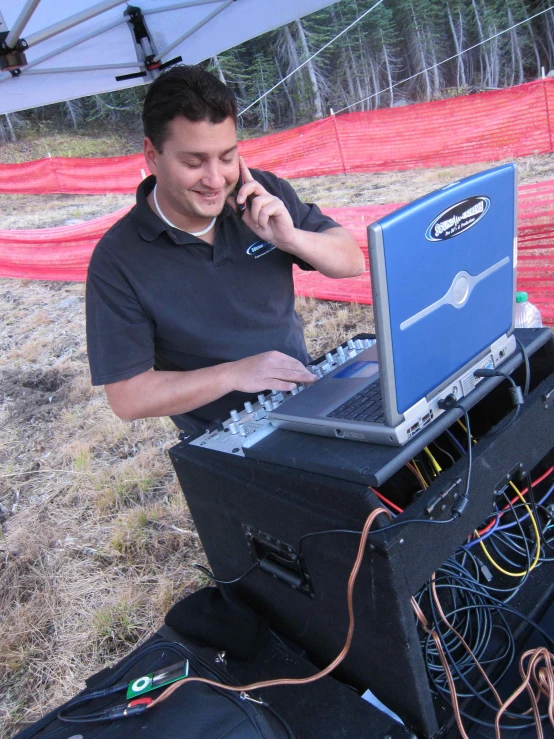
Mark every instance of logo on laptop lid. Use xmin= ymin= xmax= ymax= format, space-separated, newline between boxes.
xmin=425 ymin=196 xmax=490 ymax=242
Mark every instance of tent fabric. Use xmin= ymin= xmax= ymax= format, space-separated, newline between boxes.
xmin=0 ymin=0 xmax=341 ymax=115
xmin=1 ymin=182 xmax=553 ymax=325
xmin=2 ymin=80 xmax=554 ymax=194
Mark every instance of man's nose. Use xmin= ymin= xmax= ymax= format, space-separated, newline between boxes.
xmin=201 ymin=162 xmax=226 ymax=189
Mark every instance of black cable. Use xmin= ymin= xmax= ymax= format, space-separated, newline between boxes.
xmin=296 ymin=516 xmax=457 ymax=557
xmin=415 ymin=561 xmax=554 ymax=729
xmin=472 ymin=369 xmax=523 ymax=438
xmin=515 ymin=335 xmax=531 ymax=397
xmin=194 ymin=561 xmax=261 ymax=585
xmin=452 ymin=406 xmax=472 ymax=518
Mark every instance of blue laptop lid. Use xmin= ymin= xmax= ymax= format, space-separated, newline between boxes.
xmin=369 ymin=164 xmax=517 ymax=421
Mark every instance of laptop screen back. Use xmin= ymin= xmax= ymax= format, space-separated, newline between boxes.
xmin=369 ymin=164 xmax=516 ymax=420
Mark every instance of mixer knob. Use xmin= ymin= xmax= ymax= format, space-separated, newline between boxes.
xmin=337 ymin=345 xmax=345 ymax=357
xmin=254 ymin=409 xmax=267 ymax=420
xmin=229 ymin=422 xmax=239 ymax=434
xmin=257 ymin=393 xmax=266 ymax=404
xmin=347 ymin=339 xmax=355 ymax=350
xmin=355 ymin=340 xmax=363 ymax=350
xmin=238 ymin=424 xmax=247 ymax=436
xmin=321 ymin=363 xmax=330 ymax=374
xmin=315 ymin=368 xmax=323 ymax=379
xmin=337 ymin=355 xmax=346 ymax=365
xmin=325 ymin=352 xmax=333 ymax=363
xmin=291 ymin=386 xmax=299 ymax=395
xmin=230 ymin=409 xmax=240 ymax=422
xmin=272 ymin=392 xmax=284 ymax=402
xmin=263 ymin=400 xmax=274 ymax=412
xmin=244 ymin=401 xmax=253 ymax=413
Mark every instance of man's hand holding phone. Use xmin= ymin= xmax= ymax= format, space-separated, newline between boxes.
xmin=231 ymin=157 xmax=299 ymax=253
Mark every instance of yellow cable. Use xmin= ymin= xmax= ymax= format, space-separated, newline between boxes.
xmin=425 ymin=446 xmax=442 ymax=474
xmin=412 ymin=460 xmax=428 ymax=489
xmin=475 ymin=483 xmax=540 ymax=577
xmin=457 ymin=419 xmax=477 ymax=444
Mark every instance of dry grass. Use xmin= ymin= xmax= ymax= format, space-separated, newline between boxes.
xmin=1 ymin=133 xmax=553 ymax=737
xmin=0 ymin=277 xmax=373 ymax=737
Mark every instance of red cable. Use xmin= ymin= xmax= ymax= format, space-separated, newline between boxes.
xmin=477 ymin=466 xmax=554 ymax=535
xmin=370 ymin=487 xmax=404 ymax=514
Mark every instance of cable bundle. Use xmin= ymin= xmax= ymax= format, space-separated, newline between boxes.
xmin=414 ymin=465 xmax=554 ymax=738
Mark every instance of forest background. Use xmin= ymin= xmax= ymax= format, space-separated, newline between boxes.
xmin=2 ymin=0 xmax=554 ymax=145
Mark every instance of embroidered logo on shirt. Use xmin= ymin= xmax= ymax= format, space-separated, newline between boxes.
xmin=246 ymin=240 xmax=276 ymax=258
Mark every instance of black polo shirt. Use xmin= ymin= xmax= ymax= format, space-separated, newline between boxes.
xmin=86 ymin=170 xmax=340 ymax=430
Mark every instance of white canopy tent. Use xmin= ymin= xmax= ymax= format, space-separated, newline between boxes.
xmin=0 ymin=0 xmax=340 ymax=115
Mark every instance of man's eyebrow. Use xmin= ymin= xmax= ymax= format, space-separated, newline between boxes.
xmin=177 ymin=145 xmax=238 ymax=159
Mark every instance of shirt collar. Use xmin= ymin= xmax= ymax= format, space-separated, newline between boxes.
xmin=132 ymin=174 xmax=232 ymax=245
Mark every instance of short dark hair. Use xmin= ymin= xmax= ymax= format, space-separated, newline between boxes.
xmin=143 ymin=65 xmax=237 ymax=151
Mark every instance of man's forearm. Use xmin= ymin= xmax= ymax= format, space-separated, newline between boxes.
xmin=106 ymin=364 xmax=234 ymax=421
xmin=105 ymin=351 xmax=317 ymax=422
xmin=283 ymin=226 xmax=365 ymax=278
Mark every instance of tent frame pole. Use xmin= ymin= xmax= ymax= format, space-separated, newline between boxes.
xmin=5 ymin=0 xmax=41 ymax=49
xmin=143 ymin=0 xmax=225 ymax=13
xmin=0 ymin=16 xmax=125 ymax=83
xmin=25 ymin=0 xmax=127 ymax=49
xmin=24 ymin=63 xmax=144 ymax=74
xmin=154 ymin=0 xmax=235 ymax=61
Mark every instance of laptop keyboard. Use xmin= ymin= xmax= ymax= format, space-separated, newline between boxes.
xmin=326 ymin=381 xmax=385 ymax=424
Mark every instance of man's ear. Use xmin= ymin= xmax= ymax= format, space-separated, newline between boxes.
xmin=143 ymin=136 xmax=158 ymax=175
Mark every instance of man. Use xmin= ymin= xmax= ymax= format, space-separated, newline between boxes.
xmin=86 ymin=66 xmax=365 ymax=432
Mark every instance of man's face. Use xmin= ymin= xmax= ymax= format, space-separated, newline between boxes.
xmin=144 ymin=115 xmax=239 ymax=221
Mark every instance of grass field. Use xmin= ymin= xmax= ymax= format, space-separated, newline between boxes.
xmin=2 ymin=133 xmax=554 ymax=736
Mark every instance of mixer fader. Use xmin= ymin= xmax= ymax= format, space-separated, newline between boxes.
xmin=189 ymin=336 xmax=376 ymax=456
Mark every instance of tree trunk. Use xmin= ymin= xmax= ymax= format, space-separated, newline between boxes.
xmin=381 ymin=30 xmax=395 ymax=106
xmin=429 ymin=36 xmax=441 ymax=98
xmin=274 ymin=56 xmax=296 ymax=125
xmin=211 ymin=55 xmax=226 ymax=85
xmin=447 ymin=3 xmax=467 ymax=88
xmin=507 ymin=8 xmax=525 ymax=86
xmin=472 ymin=0 xmax=491 ymax=88
xmin=295 ymin=20 xmax=324 ymax=119
xmin=410 ymin=2 xmax=431 ymax=100
xmin=282 ymin=25 xmax=306 ymax=98
xmin=5 ymin=113 xmax=16 ymax=142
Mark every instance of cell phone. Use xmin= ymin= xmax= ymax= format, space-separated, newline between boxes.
xmin=235 ymin=170 xmax=246 ymax=220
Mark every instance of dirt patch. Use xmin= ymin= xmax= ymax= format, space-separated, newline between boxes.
xmin=2 ymin=366 xmax=72 ymax=422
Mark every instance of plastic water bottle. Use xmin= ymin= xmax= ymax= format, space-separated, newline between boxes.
xmin=514 ymin=291 xmax=543 ymax=328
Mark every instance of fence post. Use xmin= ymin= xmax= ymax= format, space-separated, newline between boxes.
xmin=330 ymin=108 xmax=347 ymax=175
xmin=543 ymin=78 xmax=554 ymax=153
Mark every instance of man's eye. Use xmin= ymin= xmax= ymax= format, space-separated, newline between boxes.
xmin=184 ymin=161 xmax=202 ymax=168
xmin=221 ymin=158 xmax=234 ymax=165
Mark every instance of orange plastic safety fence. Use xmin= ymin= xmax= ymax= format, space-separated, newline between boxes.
xmin=1 ymin=183 xmax=553 ymax=325
xmin=2 ymin=80 xmax=554 ymax=193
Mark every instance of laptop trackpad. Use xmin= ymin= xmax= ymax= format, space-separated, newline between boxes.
xmin=333 ymin=361 xmax=379 ymax=380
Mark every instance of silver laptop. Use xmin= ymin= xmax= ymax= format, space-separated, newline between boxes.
xmin=268 ymin=164 xmax=518 ymax=446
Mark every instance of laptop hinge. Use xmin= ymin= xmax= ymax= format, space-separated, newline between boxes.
xmin=402 ymin=397 xmax=429 ymax=426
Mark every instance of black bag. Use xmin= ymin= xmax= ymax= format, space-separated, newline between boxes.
xmin=14 ymin=631 xmax=294 ymax=739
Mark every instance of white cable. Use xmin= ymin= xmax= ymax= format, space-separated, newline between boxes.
xmin=153 ymin=185 xmax=216 ymax=237
xmin=238 ymin=0 xmax=384 ymax=117
xmin=334 ymin=5 xmax=554 ymax=114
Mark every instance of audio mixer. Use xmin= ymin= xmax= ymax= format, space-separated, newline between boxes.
xmin=189 ymin=336 xmax=377 ymax=456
